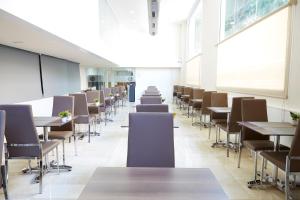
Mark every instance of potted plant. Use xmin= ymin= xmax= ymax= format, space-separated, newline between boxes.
xmin=290 ymin=112 xmax=300 ymax=126
xmin=94 ymin=98 xmax=100 ymax=106
xmin=59 ymin=110 xmax=72 ymax=123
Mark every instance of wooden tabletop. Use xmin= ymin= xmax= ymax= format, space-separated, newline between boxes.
xmin=238 ymin=121 xmax=296 ymax=136
xmin=207 ymin=107 xmax=231 ymax=114
xmin=78 ymin=167 xmax=228 ymax=200
xmin=34 ymin=116 xmax=74 ymax=127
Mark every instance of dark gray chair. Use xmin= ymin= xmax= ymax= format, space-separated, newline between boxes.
xmin=0 ymin=111 xmax=8 ymax=199
xmin=127 ymin=113 xmax=174 ymax=168
xmin=0 ymin=105 xmax=60 ymax=194
xmin=136 ymin=104 xmax=169 ymax=113
xmin=140 ymin=96 xmax=162 ymax=104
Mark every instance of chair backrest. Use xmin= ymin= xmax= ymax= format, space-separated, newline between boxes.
xmin=69 ymin=93 xmax=89 ymax=124
xmin=241 ymin=99 xmax=269 ymax=141
xmin=136 ymin=104 xmax=169 ymax=112
xmin=289 ymin=120 xmax=300 ymax=158
xmin=228 ymin=97 xmax=254 ymax=132
xmin=183 ymin=87 xmax=193 ymax=96
xmin=99 ymin=90 xmax=106 ymax=106
xmin=104 ymin=88 xmax=111 ymax=97
xmin=51 ymin=96 xmax=74 ymax=131
xmin=211 ymin=93 xmax=228 ymax=120
xmin=193 ymin=89 xmax=205 ymax=99
xmin=140 ymin=96 xmax=162 ymax=104
xmin=127 ymin=112 xmax=174 ymax=167
xmin=0 ymin=105 xmax=40 ymax=158
xmin=86 ymin=90 xmax=100 ymax=104
xmin=201 ymin=91 xmax=215 ymax=115
xmin=0 ymin=111 xmax=5 ymax=165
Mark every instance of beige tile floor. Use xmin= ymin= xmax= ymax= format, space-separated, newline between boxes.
xmin=0 ymin=102 xmax=295 ymax=200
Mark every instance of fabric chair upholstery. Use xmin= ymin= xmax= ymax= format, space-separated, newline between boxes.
xmin=140 ymin=96 xmax=162 ymax=104
xmin=0 ymin=111 xmax=8 ymax=199
xmin=127 ymin=113 xmax=175 ymax=168
xmin=136 ymin=104 xmax=169 ymax=112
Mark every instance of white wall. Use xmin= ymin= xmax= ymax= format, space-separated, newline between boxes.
xmin=135 ymin=68 xmax=180 ymax=103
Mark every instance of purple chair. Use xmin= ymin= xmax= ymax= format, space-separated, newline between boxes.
xmin=136 ymin=104 xmax=169 ymax=113
xmin=0 ymin=111 xmax=8 ymax=199
xmin=140 ymin=96 xmax=162 ymax=104
xmin=127 ymin=112 xmax=174 ymax=168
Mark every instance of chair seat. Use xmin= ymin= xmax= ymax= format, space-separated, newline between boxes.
xmin=88 ymin=106 xmax=100 ymax=115
xmin=260 ymin=151 xmax=300 ymax=172
xmin=48 ymin=131 xmax=73 ymax=140
xmin=75 ymin=115 xmax=95 ymax=124
xmin=41 ymin=141 xmax=60 ymax=155
xmin=244 ymin=140 xmax=289 ymax=151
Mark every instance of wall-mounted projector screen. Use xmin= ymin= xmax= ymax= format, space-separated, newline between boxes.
xmin=0 ymin=45 xmax=42 ymax=104
xmin=185 ymin=55 xmax=201 ymax=86
xmin=217 ymin=7 xmax=290 ymax=98
xmin=41 ymin=55 xmax=80 ymax=97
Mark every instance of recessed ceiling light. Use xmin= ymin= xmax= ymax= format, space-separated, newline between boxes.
xmin=129 ymin=10 xmax=135 ymax=14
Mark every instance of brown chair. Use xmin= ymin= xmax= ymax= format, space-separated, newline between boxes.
xmin=217 ymin=97 xmax=254 ymax=157
xmin=191 ymin=89 xmax=205 ymax=124
xmin=0 ymin=111 xmax=8 ymax=199
xmin=180 ymin=87 xmax=192 ymax=110
xmin=176 ymin=86 xmax=184 ymax=106
xmin=47 ymin=96 xmax=76 ymax=171
xmin=209 ymin=93 xmax=228 ymax=139
xmin=260 ymin=120 xmax=300 ymax=200
xmin=69 ymin=93 xmax=96 ymax=143
xmin=127 ymin=113 xmax=174 ymax=167
xmin=0 ymin=105 xmax=60 ymax=194
xmin=199 ymin=91 xmax=215 ymax=128
xmin=173 ymin=85 xmax=178 ymax=103
xmin=238 ymin=99 xmax=288 ymax=187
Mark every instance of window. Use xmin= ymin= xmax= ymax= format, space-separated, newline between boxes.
xmin=220 ymin=0 xmax=289 ymax=39
xmin=187 ymin=0 xmax=202 ymax=58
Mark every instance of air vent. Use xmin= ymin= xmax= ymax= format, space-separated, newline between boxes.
xmin=148 ymin=0 xmax=159 ymax=36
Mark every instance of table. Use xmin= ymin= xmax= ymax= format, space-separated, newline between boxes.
xmin=78 ymin=167 xmax=228 ymax=200
xmin=207 ymin=107 xmax=232 ymax=148
xmin=238 ymin=121 xmax=295 ymax=187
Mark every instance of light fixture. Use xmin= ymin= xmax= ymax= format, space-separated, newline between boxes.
xmin=129 ymin=10 xmax=135 ymax=15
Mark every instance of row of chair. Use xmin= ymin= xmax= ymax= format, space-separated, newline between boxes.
xmin=173 ymin=85 xmax=300 ymax=199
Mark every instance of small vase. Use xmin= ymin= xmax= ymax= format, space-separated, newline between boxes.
xmin=95 ymin=102 xmax=100 ymax=106
xmin=62 ymin=116 xmax=72 ymax=123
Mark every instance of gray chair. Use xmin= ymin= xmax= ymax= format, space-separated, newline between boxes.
xmin=86 ymin=90 xmax=102 ymax=130
xmin=47 ymin=96 xmax=76 ymax=170
xmin=0 ymin=105 xmax=60 ymax=194
xmin=140 ymin=96 xmax=162 ymax=104
xmin=0 ymin=111 xmax=8 ymax=199
xmin=136 ymin=104 xmax=169 ymax=112
xmin=127 ymin=113 xmax=174 ymax=167
xmin=69 ymin=93 xmax=96 ymax=143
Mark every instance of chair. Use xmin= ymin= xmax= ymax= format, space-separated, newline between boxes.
xmin=179 ymin=87 xmax=192 ymax=110
xmin=0 ymin=111 xmax=8 ymax=199
xmin=217 ymin=97 xmax=254 ymax=157
xmin=260 ymin=120 xmax=300 ymax=200
xmin=199 ymin=91 xmax=215 ymax=128
xmin=104 ymin=88 xmax=115 ymax=115
xmin=176 ymin=86 xmax=184 ymax=105
xmin=69 ymin=93 xmax=96 ymax=143
xmin=173 ymin=85 xmax=178 ymax=103
xmin=127 ymin=113 xmax=174 ymax=167
xmin=86 ymin=90 xmax=102 ymax=129
xmin=99 ymin=90 xmax=111 ymax=125
xmin=47 ymin=96 xmax=76 ymax=170
xmin=136 ymin=104 xmax=169 ymax=112
xmin=0 ymin=105 xmax=60 ymax=194
xmin=238 ymin=99 xmax=288 ymax=187
xmin=191 ymin=88 xmax=204 ymax=123
xmin=140 ymin=96 xmax=162 ymax=104
xmin=209 ymin=93 xmax=228 ymax=139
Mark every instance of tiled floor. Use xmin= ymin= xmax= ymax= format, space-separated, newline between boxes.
xmin=0 ymin=102 xmax=294 ymax=199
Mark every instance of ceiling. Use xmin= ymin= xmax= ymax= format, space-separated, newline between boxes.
xmin=0 ymin=8 xmax=117 ymax=68
xmin=107 ymin=0 xmax=197 ymax=32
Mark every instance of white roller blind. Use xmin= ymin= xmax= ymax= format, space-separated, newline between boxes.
xmin=217 ymin=7 xmax=290 ymax=98
xmin=185 ymin=55 xmax=201 ymax=86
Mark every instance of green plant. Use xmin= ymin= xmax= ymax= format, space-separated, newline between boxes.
xmin=290 ymin=112 xmax=300 ymax=121
xmin=94 ymin=98 xmax=99 ymax=103
xmin=59 ymin=110 xmax=71 ymax=118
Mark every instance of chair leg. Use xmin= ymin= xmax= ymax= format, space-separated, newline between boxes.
xmin=261 ymin=157 xmax=265 ymax=183
xmin=62 ymin=140 xmax=66 ymax=165
xmin=285 ymin=156 xmax=290 ymax=200
xmin=56 ymin=147 xmax=60 ymax=174
xmin=253 ymin=151 xmax=258 ymax=181
xmin=238 ymin=145 xmax=242 ymax=168
xmin=88 ymin=124 xmax=91 ymax=143
xmin=227 ymin=133 xmax=230 ymax=157
xmin=73 ymin=135 xmax=78 ymax=156
xmin=39 ymin=159 xmax=43 ymax=194
xmin=1 ymin=165 xmax=8 ymax=200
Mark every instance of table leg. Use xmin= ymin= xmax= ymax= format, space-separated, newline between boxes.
xmin=273 ymin=136 xmax=280 ymax=184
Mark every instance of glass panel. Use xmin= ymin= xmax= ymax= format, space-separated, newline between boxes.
xmin=222 ymin=0 xmax=288 ymax=39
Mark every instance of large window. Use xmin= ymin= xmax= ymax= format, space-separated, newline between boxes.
xmin=187 ymin=0 xmax=202 ymax=58
xmin=220 ymin=0 xmax=289 ymax=39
